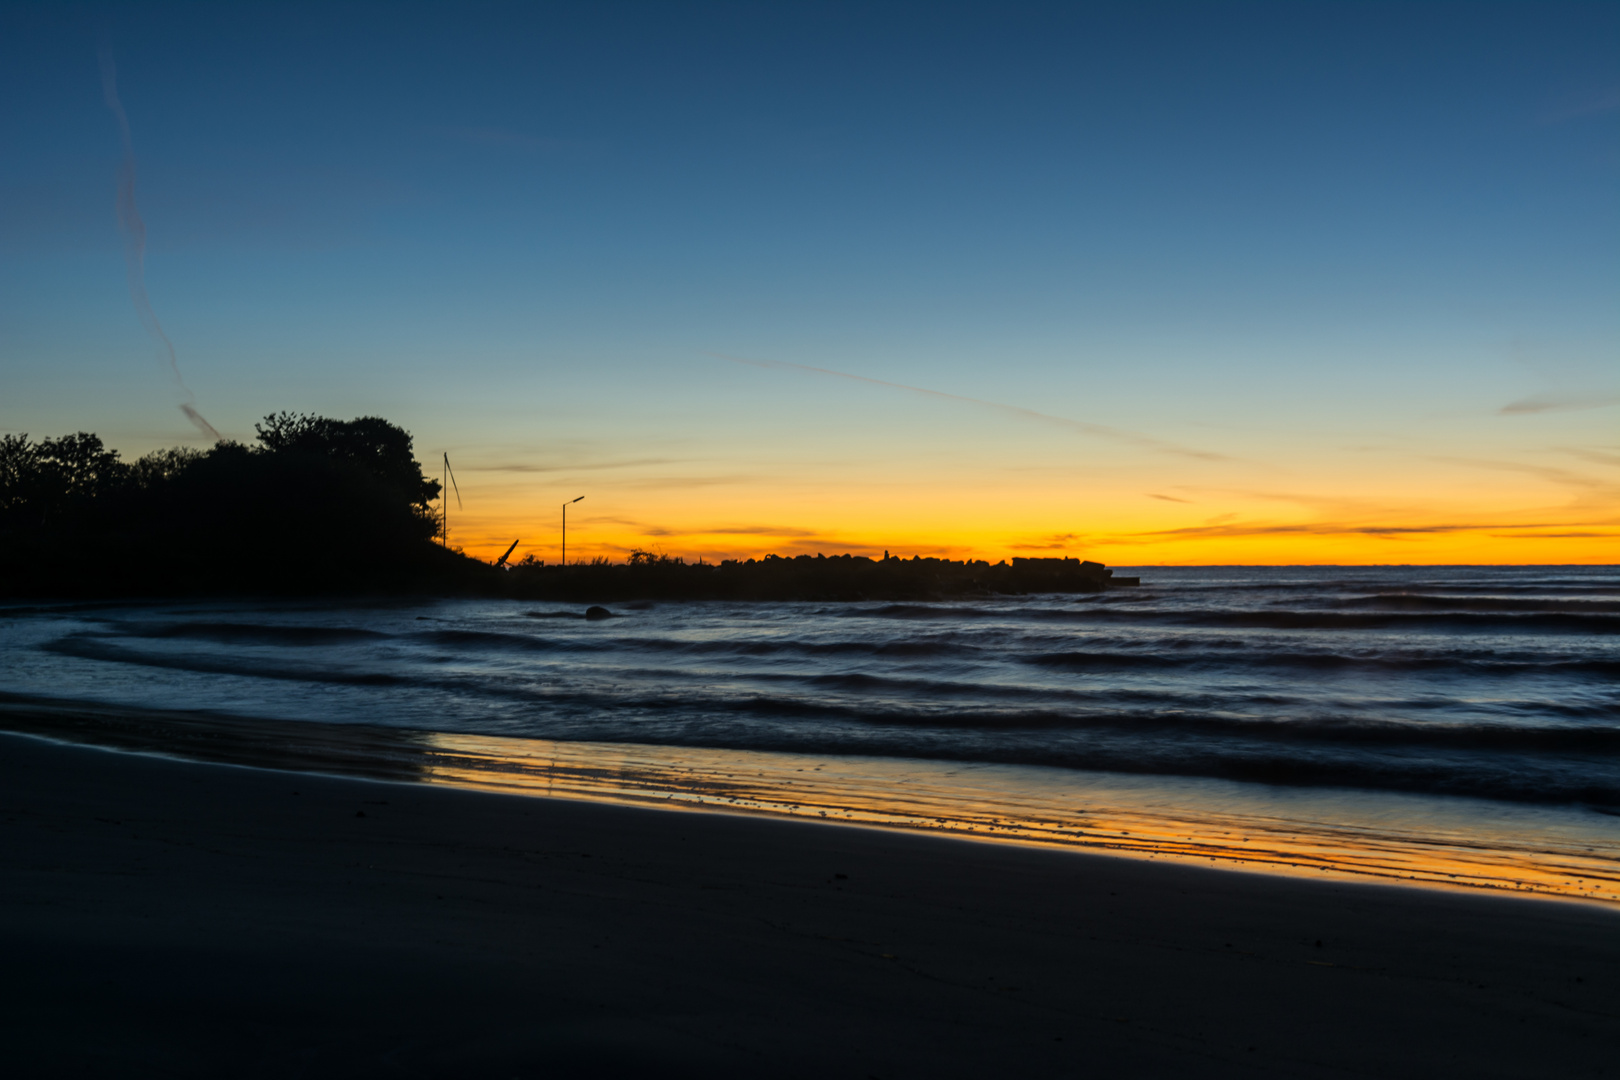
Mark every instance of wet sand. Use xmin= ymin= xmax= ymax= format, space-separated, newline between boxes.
xmin=3 ymin=731 xmax=1617 ymax=1078
xmin=5 ymin=692 xmax=1614 ymax=902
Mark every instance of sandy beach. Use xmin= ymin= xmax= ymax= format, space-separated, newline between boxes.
xmin=3 ymin=730 xmax=1616 ymax=1078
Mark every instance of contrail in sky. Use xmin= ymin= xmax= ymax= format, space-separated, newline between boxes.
xmin=715 ymin=353 xmax=1229 ymax=462
xmin=99 ymin=42 xmax=220 ymax=441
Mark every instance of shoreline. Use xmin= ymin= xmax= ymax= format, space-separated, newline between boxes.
xmin=3 ymin=729 xmax=1617 ymax=1077
xmin=3 ymin=692 xmax=1618 ymax=906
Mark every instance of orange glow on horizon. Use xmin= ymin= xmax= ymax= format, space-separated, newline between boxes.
xmin=433 ymin=464 xmax=1620 ymax=567
xmin=421 ymin=367 xmax=1617 ymax=568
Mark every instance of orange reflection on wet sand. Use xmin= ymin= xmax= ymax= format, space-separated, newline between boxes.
xmin=421 ymin=732 xmax=1620 ymax=905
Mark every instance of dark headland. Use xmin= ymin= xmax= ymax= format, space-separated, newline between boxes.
xmin=500 ymin=550 xmax=1138 ymax=603
xmin=0 ymin=413 xmax=1138 ymax=601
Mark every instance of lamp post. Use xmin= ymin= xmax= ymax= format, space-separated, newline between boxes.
xmin=562 ymin=496 xmax=583 ymax=567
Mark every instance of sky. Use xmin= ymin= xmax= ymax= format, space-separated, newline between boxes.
xmin=1 ymin=1 xmax=1616 ymax=565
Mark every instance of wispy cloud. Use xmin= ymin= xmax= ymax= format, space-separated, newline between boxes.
xmin=1540 ymin=85 xmax=1620 ymax=124
xmin=1500 ymin=391 xmax=1620 ymax=415
xmin=1010 ymin=532 xmax=1086 ymax=551
xmin=432 ymin=127 xmax=588 ymax=156
xmin=715 ymin=353 xmax=1232 ymax=462
xmin=1490 ymin=532 xmax=1616 ymax=539
xmin=1431 ymin=456 xmax=1620 ymax=504
xmin=1562 ymin=448 xmax=1620 ymax=468
xmin=614 ymin=473 xmax=757 ymax=491
xmin=1010 ymin=537 xmax=1088 ymax=553
xmin=575 ymin=516 xmax=646 ymax=528
xmin=633 ymin=522 xmax=823 ymax=538
xmin=707 ymin=525 xmax=819 ymax=536
xmin=99 ymin=40 xmax=219 ymax=441
xmin=465 ymin=458 xmax=679 ymax=473
xmin=1148 ymin=493 xmax=1190 ymax=503
xmin=1111 ymin=519 xmax=1616 ymax=542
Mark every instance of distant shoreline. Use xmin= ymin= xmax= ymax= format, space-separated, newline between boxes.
xmin=485 ymin=553 xmax=1142 ymax=602
xmin=2 ymin=550 xmax=1146 ymax=602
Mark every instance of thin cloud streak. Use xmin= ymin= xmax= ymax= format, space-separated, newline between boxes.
xmin=566 ymin=512 xmax=873 ymax=547
xmin=99 ymin=41 xmax=218 ymax=441
xmin=1563 ymin=448 xmax=1620 ymax=468
xmin=1500 ymin=391 xmax=1620 ymax=415
xmin=707 ymin=525 xmax=819 ymax=537
xmin=1431 ymin=456 xmax=1620 ymax=503
xmin=627 ymin=522 xmax=821 ymax=539
xmin=431 ymin=126 xmax=586 ymax=155
xmin=613 ymin=473 xmax=758 ymax=491
xmin=1011 ymin=531 xmax=1084 ymax=550
xmin=1119 ymin=519 xmax=1616 ymax=541
xmin=465 ymin=458 xmax=680 ymax=473
xmin=716 ymin=353 xmax=1231 ymax=462
xmin=1540 ymin=85 xmax=1620 ymax=124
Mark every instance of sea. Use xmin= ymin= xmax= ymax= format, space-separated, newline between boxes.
xmin=4 ymin=565 xmax=1618 ymax=902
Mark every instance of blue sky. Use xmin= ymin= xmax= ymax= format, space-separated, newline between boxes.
xmin=2 ymin=2 xmax=1615 ymax=561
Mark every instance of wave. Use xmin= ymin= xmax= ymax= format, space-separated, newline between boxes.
xmin=956 ymin=745 xmax=1620 ymax=806
xmin=415 ymin=628 xmax=565 ymax=652
xmin=1331 ymin=594 xmax=1620 ymax=613
xmin=46 ymin=634 xmax=411 ymax=686
xmin=1085 ymin=576 xmax=1620 ymax=596
xmin=1024 ymin=649 xmax=1620 ymax=679
xmin=841 ymin=604 xmax=1620 ymax=633
xmin=519 ymin=715 xmax=1620 ymax=806
xmin=112 ymin=621 xmax=394 ymax=646
xmin=25 ymin=666 xmax=1620 ymax=811
xmin=44 ymin=631 xmax=1620 ymax=746
xmin=98 ymin=618 xmax=1620 ymax=679
xmin=416 ymin=628 xmax=982 ymax=660
xmin=6 ymin=684 xmax=1618 ymax=808
xmin=114 ymin=620 xmax=998 ymax=661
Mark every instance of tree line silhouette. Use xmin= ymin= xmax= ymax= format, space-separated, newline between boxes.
xmin=0 ymin=414 xmax=470 ymax=596
xmin=1 ymin=413 xmax=1138 ymax=600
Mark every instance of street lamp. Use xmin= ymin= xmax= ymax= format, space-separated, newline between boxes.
xmin=562 ymin=496 xmax=583 ymax=567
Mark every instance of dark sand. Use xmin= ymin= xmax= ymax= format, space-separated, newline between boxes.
xmin=3 ymin=733 xmax=1616 ymax=1078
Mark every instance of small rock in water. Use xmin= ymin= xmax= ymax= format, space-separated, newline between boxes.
xmin=585 ymin=605 xmax=613 ymax=621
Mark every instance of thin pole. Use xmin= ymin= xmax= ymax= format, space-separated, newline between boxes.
xmin=562 ymin=496 xmax=583 ymax=567
xmin=441 ymin=453 xmax=462 ymax=550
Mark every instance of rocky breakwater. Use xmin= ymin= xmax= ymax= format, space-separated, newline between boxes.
xmin=497 ymin=552 xmax=1143 ymax=602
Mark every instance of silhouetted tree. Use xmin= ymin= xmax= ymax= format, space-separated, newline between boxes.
xmin=254 ymin=413 xmax=440 ymax=512
xmin=0 ymin=432 xmax=129 ymax=528
xmin=129 ymin=446 xmax=205 ymax=489
xmin=0 ymin=414 xmax=465 ymax=597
